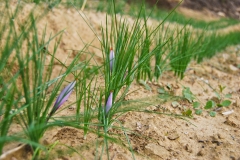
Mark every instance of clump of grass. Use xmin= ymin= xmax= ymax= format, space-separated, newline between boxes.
xmin=156 ymin=10 xmax=240 ymax=30
xmin=136 ymin=13 xmax=152 ymax=81
xmin=75 ymin=74 xmax=101 ymax=139
xmin=0 ymin=1 xmax=92 ymax=157
xmin=194 ymin=31 xmax=240 ymax=63
xmin=99 ymin=1 xmax=170 ymax=128
xmin=154 ymin=24 xmax=174 ymax=80
xmin=169 ymin=27 xmax=195 ymax=79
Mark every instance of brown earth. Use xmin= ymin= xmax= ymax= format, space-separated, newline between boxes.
xmin=144 ymin=0 xmax=240 ymax=20
xmin=182 ymin=0 xmax=240 ymax=19
xmin=1 ymin=1 xmax=240 ymax=160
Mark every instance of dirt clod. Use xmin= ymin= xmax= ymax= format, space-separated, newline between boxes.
xmin=197 ymin=149 xmax=205 ymax=156
xmin=167 ymin=130 xmax=179 ymax=140
xmin=145 ymin=143 xmax=170 ymax=158
xmin=225 ymin=115 xmax=240 ymax=128
xmin=184 ymin=144 xmax=193 ymax=153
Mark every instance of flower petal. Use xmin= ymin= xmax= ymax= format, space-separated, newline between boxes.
xmin=109 ymin=49 xmax=115 ymax=71
xmin=105 ymin=91 xmax=113 ymax=114
xmin=51 ymin=81 xmax=76 ymax=115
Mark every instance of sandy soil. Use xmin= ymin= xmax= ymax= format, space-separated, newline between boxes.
xmin=1 ymin=2 xmax=240 ymax=160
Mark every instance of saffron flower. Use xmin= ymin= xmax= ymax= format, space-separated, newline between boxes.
xmin=109 ymin=48 xmax=115 ymax=72
xmin=48 ymin=81 xmax=76 ymax=119
xmin=105 ymin=91 xmax=113 ymax=114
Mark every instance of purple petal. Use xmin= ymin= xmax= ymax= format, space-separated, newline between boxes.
xmin=105 ymin=91 xmax=113 ymax=114
xmin=53 ymin=81 xmax=76 ymax=111
xmin=109 ymin=49 xmax=114 ymax=71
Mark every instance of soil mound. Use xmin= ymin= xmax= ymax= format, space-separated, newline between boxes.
xmin=182 ymin=0 xmax=240 ymax=19
xmin=143 ymin=0 xmax=240 ymax=19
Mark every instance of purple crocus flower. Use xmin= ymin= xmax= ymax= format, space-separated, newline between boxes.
xmin=48 ymin=81 xmax=76 ymax=119
xmin=105 ymin=91 xmax=113 ymax=114
xmin=109 ymin=48 xmax=115 ymax=72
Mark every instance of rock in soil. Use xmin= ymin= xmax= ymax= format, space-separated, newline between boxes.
xmin=225 ymin=115 xmax=240 ymax=128
xmin=145 ymin=143 xmax=170 ymax=158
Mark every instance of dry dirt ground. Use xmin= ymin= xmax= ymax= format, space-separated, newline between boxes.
xmin=1 ymin=2 xmax=240 ymax=160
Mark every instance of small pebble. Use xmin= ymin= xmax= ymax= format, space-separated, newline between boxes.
xmin=197 ymin=150 xmax=205 ymax=156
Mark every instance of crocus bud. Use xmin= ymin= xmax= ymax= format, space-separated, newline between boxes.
xmin=109 ymin=48 xmax=114 ymax=72
xmin=105 ymin=91 xmax=113 ymax=114
xmin=48 ymin=81 xmax=76 ymax=119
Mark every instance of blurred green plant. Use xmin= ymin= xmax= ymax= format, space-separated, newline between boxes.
xmin=0 ymin=1 xmax=92 ymax=157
